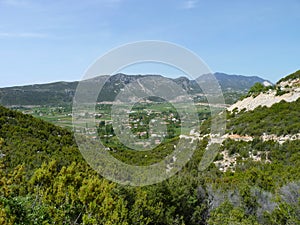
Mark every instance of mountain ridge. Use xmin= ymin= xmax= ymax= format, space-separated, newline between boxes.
xmin=0 ymin=72 xmax=271 ymax=106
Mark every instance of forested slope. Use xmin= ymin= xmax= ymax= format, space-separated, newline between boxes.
xmin=0 ymin=105 xmax=82 ymax=171
xmin=0 ymin=72 xmax=299 ymax=224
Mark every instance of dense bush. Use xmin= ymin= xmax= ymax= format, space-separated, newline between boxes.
xmin=0 ymin=101 xmax=299 ymax=224
xmin=227 ymin=98 xmax=300 ymax=136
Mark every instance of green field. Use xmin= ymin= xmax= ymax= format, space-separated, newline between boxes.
xmin=14 ymin=102 xmax=216 ymax=131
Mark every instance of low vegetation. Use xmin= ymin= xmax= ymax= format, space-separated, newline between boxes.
xmin=0 ymin=99 xmax=299 ymax=224
xmin=227 ymin=98 xmax=300 ymax=136
xmin=0 ymin=71 xmax=299 ymax=224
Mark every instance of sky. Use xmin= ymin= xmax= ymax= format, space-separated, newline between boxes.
xmin=0 ymin=0 xmax=300 ymax=87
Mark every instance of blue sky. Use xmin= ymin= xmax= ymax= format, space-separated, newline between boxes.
xmin=0 ymin=0 xmax=299 ymax=87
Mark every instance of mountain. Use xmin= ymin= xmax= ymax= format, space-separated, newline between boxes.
xmin=0 ymin=81 xmax=78 ymax=106
xmin=0 ymin=73 xmax=270 ymax=106
xmin=212 ymin=72 xmax=271 ymax=92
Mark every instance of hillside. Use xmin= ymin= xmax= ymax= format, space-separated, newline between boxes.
xmin=0 ymin=100 xmax=300 ymax=225
xmin=209 ymin=97 xmax=300 ymax=173
xmin=1 ymin=74 xmax=300 ymax=224
xmin=0 ymin=105 xmax=83 ymax=171
xmin=0 ymin=73 xmax=270 ymax=106
xmin=0 ymin=81 xmax=78 ymax=106
xmin=228 ymin=70 xmax=300 ymax=112
xmin=203 ymin=70 xmax=300 ymax=174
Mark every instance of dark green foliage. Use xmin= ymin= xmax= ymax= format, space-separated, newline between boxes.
xmin=0 ymin=196 xmax=52 ymax=224
xmin=240 ymin=82 xmax=274 ymax=100
xmin=227 ymin=98 xmax=300 ymax=136
xmin=0 ymin=105 xmax=83 ymax=172
xmin=249 ymin=83 xmax=269 ymax=96
xmin=0 ymin=96 xmax=300 ymax=224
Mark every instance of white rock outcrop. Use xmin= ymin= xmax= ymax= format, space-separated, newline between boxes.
xmin=228 ymin=78 xmax=300 ymax=112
